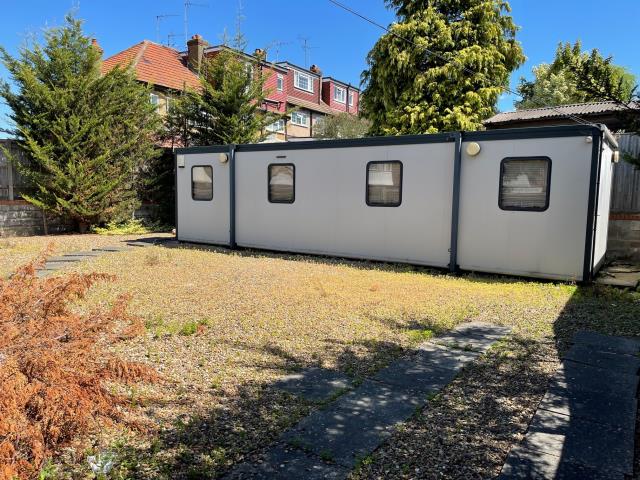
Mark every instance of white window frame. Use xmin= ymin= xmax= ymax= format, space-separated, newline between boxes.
xmin=294 ymin=70 xmax=313 ymax=93
xmin=277 ymin=74 xmax=284 ymax=92
xmin=290 ymin=110 xmax=310 ymax=127
xmin=348 ymin=91 xmax=355 ymax=107
xmin=150 ymin=93 xmax=159 ymax=105
xmin=266 ymin=119 xmax=285 ymax=133
xmin=334 ymin=85 xmax=346 ymax=104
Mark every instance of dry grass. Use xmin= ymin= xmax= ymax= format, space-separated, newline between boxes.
xmin=3 ymin=240 xmax=638 ymax=478
xmin=0 ymin=233 xmax=172 ymax=278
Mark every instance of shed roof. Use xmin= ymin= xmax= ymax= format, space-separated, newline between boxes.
xmin=485 ymin=101 xmax=638 ymax=126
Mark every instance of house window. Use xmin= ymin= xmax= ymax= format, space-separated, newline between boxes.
xmin=290 ymin=110 xmax=310 ymax=127
xmin=294 ymin=70 xmax=313 ymax=93
xmin=268 ymin=164 xmax=295 ymax=203
xmin=192 ymin=166 xmax=213 ymax=201
xmin=277 ymin=74 xmax=284 ymax=91
xmin=348 ymin=91 xmax=355 ymax=107
xmin=367 ymin=161 xmax=402 ymax=207
xmin=499 ymin=157 xmax=551 ymax=211
xmin=266 ymin=119 xmax=285 ymax=133
xmin=334 ymin=85 xmax=346 ymax=103
xmin=165 ymin=96 xmax=171 ymax=113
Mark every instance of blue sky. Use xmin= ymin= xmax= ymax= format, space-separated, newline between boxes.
xmin=0 ymin=0 xmax=638 ymax=134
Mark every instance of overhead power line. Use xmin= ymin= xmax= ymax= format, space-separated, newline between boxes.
xmin=327 ymin=0 xmax=597 ymax=127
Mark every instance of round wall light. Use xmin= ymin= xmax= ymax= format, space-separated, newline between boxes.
xmin=466 ymin=142 xmax=481 ymax=157
xmin=218 ymin=152 xmax=229 ymax=164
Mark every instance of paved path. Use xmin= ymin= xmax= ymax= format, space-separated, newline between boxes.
xmin=35 ymin=236 xmax=168 ymax=277
xmin=499 ymin=331 xmax=640 ymax=479
xmin=224 ymin=322 xmax=511 ymax=479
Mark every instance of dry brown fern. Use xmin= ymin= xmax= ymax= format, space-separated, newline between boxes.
xmin=0 ymin=248 xmax=157 ymax=479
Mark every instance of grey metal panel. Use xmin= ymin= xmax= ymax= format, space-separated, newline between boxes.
xmin=176 ymin=152 xmax=230 ymax=245
xmin=593 ymin=144 xmax=614 ymax=269
xmin=457 ymin=136 xmax=593 ymax=281
xmin=235 ymin=143 xmax=455 ymax=267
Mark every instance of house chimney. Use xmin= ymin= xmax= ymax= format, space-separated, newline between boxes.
xmin=310 ymin=64 xmax=321 ymax=74
xmin=254 ymin=48 xmax=266 ymax=61
xmin=91 ymin=38 xmax=103 ymax=57
xmin=187 ymin=34 xmax=207 ymax=72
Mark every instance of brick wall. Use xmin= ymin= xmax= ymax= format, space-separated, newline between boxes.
xmin=607 ymin=213 xmax=640 ymax=261
xmin=0 ymin=201 xmax=72 ymax=237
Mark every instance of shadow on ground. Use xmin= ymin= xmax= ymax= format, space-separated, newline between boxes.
xmin=104 ymin=246 xmax=640 ymax=479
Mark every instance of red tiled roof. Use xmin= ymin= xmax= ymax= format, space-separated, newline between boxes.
xmin=102 ymin=41 xmax=200 ymax=91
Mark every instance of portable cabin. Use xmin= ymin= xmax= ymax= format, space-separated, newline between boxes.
xmin=174 ymin=124 xmax=618 ymax=282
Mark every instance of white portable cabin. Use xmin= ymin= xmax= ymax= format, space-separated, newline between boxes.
xmin=175 ymin=125 xmax=617 ymax=282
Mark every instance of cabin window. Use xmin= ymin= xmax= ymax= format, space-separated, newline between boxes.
xmin=366 ymin=161 xmax=402 ymax=207
xmin=499 ymin=157 xmax=551 ymax=211
xmin=268 ymin=164 xmax=295 ymax=203
xmin=192 ymin=165 xmax=213 ymax=201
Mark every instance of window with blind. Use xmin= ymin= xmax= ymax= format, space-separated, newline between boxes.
xmin=192 ymin=166 xmax=213 ymax=201
xmin=499 ymin=157 xmax=551 ymax=211
xmin=366 ymin=161 xmax=402 ymax=207
xmin=268 ymin=164 xmax=295 ymax=203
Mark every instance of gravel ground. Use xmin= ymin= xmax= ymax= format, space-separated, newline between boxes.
xmin=0 ymin=233 xmax=172 ymax=277
xmin=4 ymin=241 xmax=638 ymax=479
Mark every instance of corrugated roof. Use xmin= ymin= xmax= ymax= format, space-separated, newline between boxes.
xmin=485 ymin=101 xmax=638 ymax=125
xmin=102 ymin=41 xmax=201 ymax=91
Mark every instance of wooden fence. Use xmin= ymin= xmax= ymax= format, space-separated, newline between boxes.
xmin=0 ymin=139 xmax=32 ymax=201
xmin=611 ymin=134 xmax=640 ymax=213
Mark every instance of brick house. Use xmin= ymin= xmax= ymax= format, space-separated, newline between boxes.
xmin=101 ymin=34 xmax=361 ymax=142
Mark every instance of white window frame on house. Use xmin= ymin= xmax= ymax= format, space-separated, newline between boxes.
xmin=294 ymin=70 xmax=313 ymax=93
xmin=150 ymin=93 xmax=159 ymax=106
xmin=290 ymin=110 xmax=310 ymax=127
xmin=266 ymin=119 xmax=286 ymax=133
xmin=277 ymin=74 xmax=284 ymax=92
xmin=334 ymin=85 xmax=346 ymax=104
xmin=348 ymin=91 xmax=355 ymax=107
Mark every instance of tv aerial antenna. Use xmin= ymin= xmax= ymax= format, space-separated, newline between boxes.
xmin=298 ymin=36 xmax=317 ymax=68
xmin=268 ymin=40 xmax=292 ymax=64
xmin=167 ymin=32 xmax=184 ymax=49
xmin=155 ymin=14 xmax=179 ymax=44
xmin=184 ymin=0 xmax=209 ymax=42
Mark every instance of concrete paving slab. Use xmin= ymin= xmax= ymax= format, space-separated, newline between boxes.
xmin=281 ymin=379 xmax=424 ymax=468
xmin=499 ymin=445 xmax=625 ymax=480
xmin=40 ymin=261 xmax=70 ymax=271
xmin=274 ymin=368 xmax=354 ymax=402
xmin=62 ymin=251 xmax=102 ymax=257
xmin=523 ymin=409 xmax=634 ymax=475
xmin=595 ymin=271 xmax=640 ymax=288
xmin=432 ymin=322 xmax=511 ymax=352
xmin=91 ymin=246 xmax=133 ymax=252
xmin=538 ymin=383 xmax=637 ymax=429
xmin=46 ymin=256 xmax=83 ymax=263
xmin=563 ymin=344 xmax=640 ymax=374
xmin=224 ymin=443 xmax=347 ymax=480
xmin=550 ymin=361 xmax=639 ymax=396
xmin=374 ymin=344 xmax=477 ymax=393
xmin=571 ymin=330 xmax=640 ymax=356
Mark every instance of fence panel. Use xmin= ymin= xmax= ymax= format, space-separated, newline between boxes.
xmin=611 ymin=134 xmax=640 ymax=213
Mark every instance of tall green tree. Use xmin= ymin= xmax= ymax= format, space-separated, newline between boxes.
xmin=313 ymin=113 xmax=371 ymax=139
xmin=165 ymin=44 xmax=280 ymax=146
xmin=0 ymin=14 xmax=160 ymax=229
xmin=362 ymin=0 xmax=525 ymax=135
xmin=516 ymin=41 xmax=637 ymax=110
